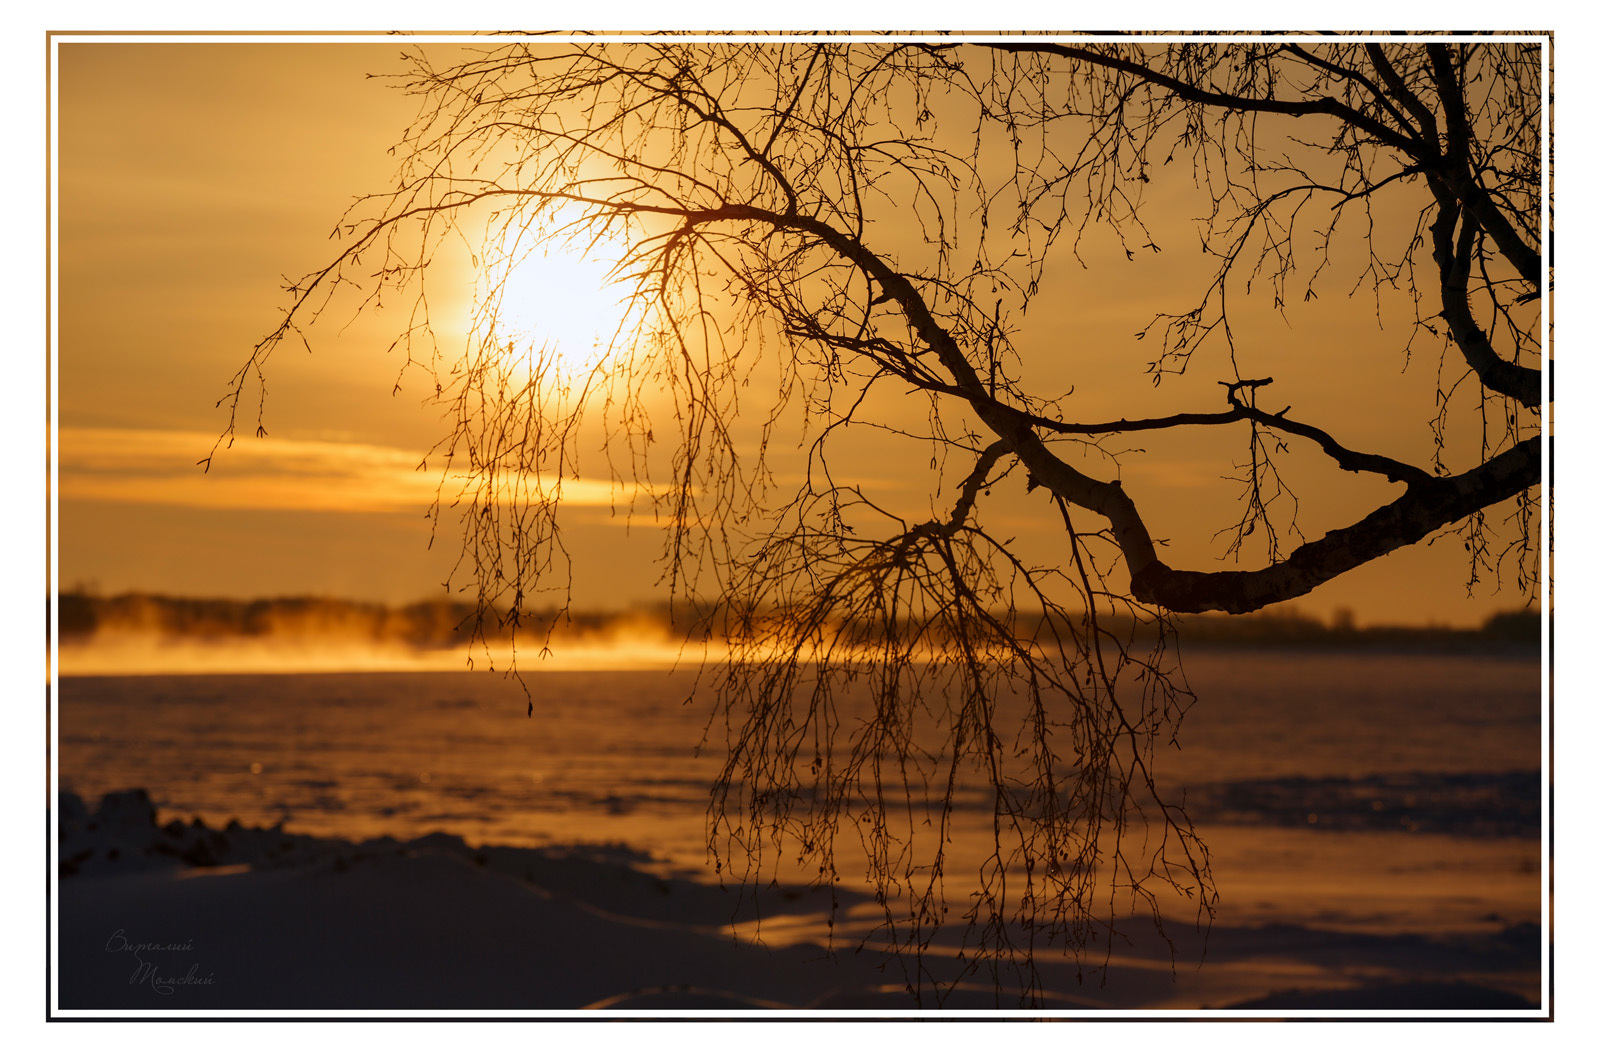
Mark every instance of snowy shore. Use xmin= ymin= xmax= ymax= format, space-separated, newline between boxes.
xmin=54 ymin=790 xmax=1541 ymax=1014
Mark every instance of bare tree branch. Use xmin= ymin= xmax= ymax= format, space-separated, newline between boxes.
xmin=229 ymin=37 xmax=1546 ymax=1002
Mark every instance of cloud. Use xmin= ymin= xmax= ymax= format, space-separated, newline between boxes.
xmin=57 ymin=427 xmax=639 ymax=514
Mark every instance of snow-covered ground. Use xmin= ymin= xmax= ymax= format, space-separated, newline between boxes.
xmin=54 ymin=789 xmax=1541 ymax=1015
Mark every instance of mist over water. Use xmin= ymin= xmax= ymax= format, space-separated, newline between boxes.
xmin=56 ymin=631 xmax=707 ymax=675
xmin=55 ymin=594 xmax=714 ymax=675
xmin=55 ymin=592 xmax=1541 ymax=676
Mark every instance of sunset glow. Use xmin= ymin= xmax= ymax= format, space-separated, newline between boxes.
xmin=53 ymin=40 xmax=1539 ymax=625
xmin=58 ymin=427 xmax=637 ymax=514
xmin=50 ymin=34 xmax=1550 ymax=1020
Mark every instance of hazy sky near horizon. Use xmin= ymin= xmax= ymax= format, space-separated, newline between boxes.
xmin=54 ymin=39 xmax=1543 ymax=626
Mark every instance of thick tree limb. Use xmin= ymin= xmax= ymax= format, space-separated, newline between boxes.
xmin=278 ymin=45 xmax=1541 ymax=627
xmin=308 ymin=185 xmax=1529 ymax=619
xmin=1432 ymin=167 xmax=1544 ymax=289
xmin=1129 ymin=435 xmax=1541 ymax=613
xmin=1426 ymin=43 xmax=1543 ymax=287
xmin=1364 ymin=43 xmax=1439 ymax=149
xmin=1430 ymin=197 xmax=1542 ymax=408
xmin=697 ymin=201 xmax=1535 ymax=616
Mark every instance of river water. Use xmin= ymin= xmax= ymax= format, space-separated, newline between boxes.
xmin=56 ymin=648 xmax=1543 ymax=939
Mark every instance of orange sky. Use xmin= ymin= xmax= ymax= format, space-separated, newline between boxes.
xmin=53 ymin=38 xmax=1546 ymax=626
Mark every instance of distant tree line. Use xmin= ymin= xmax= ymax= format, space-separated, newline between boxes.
xmin=56 ymin=591 xmax=1539 ymax=651
xmin=56 ymin=592 xmax=579 ymax=649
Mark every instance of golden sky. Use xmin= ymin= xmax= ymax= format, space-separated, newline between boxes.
xmin=54 ymin=38 xmax=1544 ymax=626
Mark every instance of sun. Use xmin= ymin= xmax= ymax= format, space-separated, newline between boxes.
xmin=483 ymin=238 xmax=631 ymax=373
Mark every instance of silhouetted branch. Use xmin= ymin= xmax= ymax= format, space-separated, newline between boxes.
xmin=232 ymin=37 xmax=1546 ymax=1003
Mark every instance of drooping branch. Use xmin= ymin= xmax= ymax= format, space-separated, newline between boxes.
xmin=946 ymin=440 xmax=1011 ymax=531
xmin=259 ymin=41 xmax=1542 ymax=627
xmin=229 ymin=39 xmax=1546 ymax=1000
xmin=1216 ymin=381 xmax=1435 ymax=487
xmin=1018 ymin=382 xmax=1432 ymax=487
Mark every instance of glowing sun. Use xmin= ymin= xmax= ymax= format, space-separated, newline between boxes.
xmin=485 ymin=241 xmax=631 ymax=372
